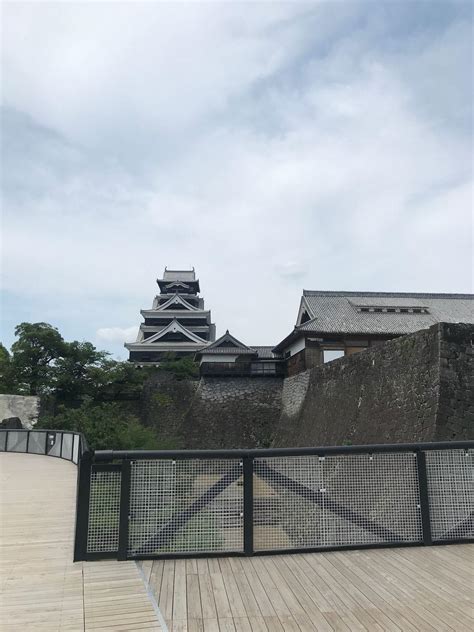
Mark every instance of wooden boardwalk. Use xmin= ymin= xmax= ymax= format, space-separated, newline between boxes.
xmin=140 ymin=544 xmax=474 ymax=631
xmin=0 ymin=453 xmax=163 ymax=631
xmin=1 ymin=452 xmax=473 ymax=631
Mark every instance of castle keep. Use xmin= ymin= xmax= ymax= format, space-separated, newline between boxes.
xmin=127 ymin=268 xmax=473 ymax=379
xmin=125 ymin=268 xmax=216 ymax=363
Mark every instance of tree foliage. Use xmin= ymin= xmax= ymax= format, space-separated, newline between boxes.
xmin=158 ymin=353 xmax=199 ymax=379
xmin=0 ymin=344 xmax=19 ymax=394
xmin=54 ymin=341 xmax=109 ymax=402
xmin=11 ymin=322 xmax=66 ymax=395
xmin=2 ymin=323 xmax=155 ymax=449
xmin=2 ymin=322 xmax=151 ymax=402
xmin=2 ymin=322 xmax=200 ymax=450
xmin=36 ymin=400 xmax=161 ymax=451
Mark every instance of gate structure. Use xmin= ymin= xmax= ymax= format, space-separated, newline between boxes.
xmin=71 ymin=441 xmax=473 ymax=561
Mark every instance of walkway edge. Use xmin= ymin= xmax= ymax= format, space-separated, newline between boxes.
xmin=135 ymin=561 xmax=170 ymax=632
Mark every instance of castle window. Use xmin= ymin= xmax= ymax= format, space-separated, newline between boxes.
xmin=323 ymin=349 xmax=344 ymax=363
xmin=300 ymin=311 xmax=311 ymax=324
xmin=251 ymin=362 xmax=276 ymax=375
xmin=356 ymin=305 xmax=429 ymax=314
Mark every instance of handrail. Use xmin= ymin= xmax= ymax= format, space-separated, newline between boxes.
xmin=93 ymin=440 xmax=474 ymax=461
xmin=74 ymin=440 xmax=474 ymax=562
xmin=2 ymin=431 xmax=471 ymax=562
xmin=0 ymin=428 xmax=90 ymax=464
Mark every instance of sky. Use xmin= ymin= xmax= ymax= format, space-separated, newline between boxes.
xmin=2 ymin=1 xmax=473 ymax=359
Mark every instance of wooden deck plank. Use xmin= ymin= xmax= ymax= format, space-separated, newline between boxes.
xmin=198 ymin=569 xmax=218 ymax=620
xmin=328 ymin=551 xmax=420 ymax=632
xmin=217 ymin=558 xmax=248 ymax=619
xmin=266 ymin=555 xmax=337 ymax=630
xmin=210 ymin=570 xmax=233 ymax=619
xmin=3 ymin=452 xmax=473 ymax=632
xmin=173 ymin=559 xmax=188 ymax=622
xmin=347 ymin=550 xmax=447 ymax=632
xmin=186 ymin=573 xmax=203 ymax=621
xmin=0 ymin=453 xmax=163 ymax=632
xmin=147 ymin=544 xmax=474 ymax=631
xmin=238 ymin=557 xmax=276 ymax=618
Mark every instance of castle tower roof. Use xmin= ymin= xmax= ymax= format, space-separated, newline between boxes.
xmin=126 ymin=266 xmax=214 ymax=363
xmin=157 ymin=267 xmax=200 ymax=293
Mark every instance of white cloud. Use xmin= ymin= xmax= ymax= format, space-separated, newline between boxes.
xmin=1 ymin=2 xmax=472 ymax=356
xmin=96 ymin=326 xmax=138 ymax=344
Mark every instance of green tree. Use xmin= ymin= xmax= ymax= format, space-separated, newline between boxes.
xmin=0 ymin=343 xmax=20 ymax=394
xmin=6 ymin=322 xmax=150 ymax=402
xmin=87 ymin=359 xmax=152 ymax=401
xmin=54 ymin=341 xmax=109 ymax=403
xmin=11 ymin=322 xmax=66 ymax=395
xmin=159 ymin=353 xmax=199 ymax=379
xmin=37 ymin=400 xmax=162 ymax=451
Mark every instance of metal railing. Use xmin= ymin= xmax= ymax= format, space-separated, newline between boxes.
xmin=0 ymin=428 xmax=89 ymax=465
xmin=73 ymin=441 xmax=473 ymax=561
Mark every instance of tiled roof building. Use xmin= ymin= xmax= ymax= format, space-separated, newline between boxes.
xmin=195 ymin=332 xmax=283 ymax=376
xmin=274 ymin=290 xmax=474 ymax=375
xmin=126 ymin=271 xmax=473 ymax=376
xmin=125 ymin=268 xmax=216 ymax=364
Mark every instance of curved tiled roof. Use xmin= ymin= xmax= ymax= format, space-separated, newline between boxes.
xmin=250 ymin=346 xmax=280 ymax=359
xmin=162 ymin=268 xmax=196 ymax=282
xmin=200 ymin=346 xmax=256 ymax=355
xmin=299 ymin=291 xmax=474 ymax=335
xmin=197 ymin=330 xmax=256 ymax=355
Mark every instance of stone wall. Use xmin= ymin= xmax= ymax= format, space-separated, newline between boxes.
xmin=141 ymin=374 xmax=283 ymax=449
xmin=272 ymin=322 xmax=473 ymax=447
xmin=435 ymin=323 xmax=474 ymax=440
xmin=140 ymin=372 xmax=200 ymax=448
xmin=0 ymin=394 xmax=40 ymax=429
xmin=280 ymin=371 xmax=310 ymax=419
xmin=139 ymin=323 xmax=472 ymax=449
xmin=183 ymin=377 xmax=283 ymax=448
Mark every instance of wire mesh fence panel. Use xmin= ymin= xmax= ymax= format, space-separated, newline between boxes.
xmin=72 ymin=434 xmax=80 ymax=464
xmin=253 ymin=456 xmax=323 ymax=551
xmin=320 ymin=453 xmax=422 ymax=547
xmin=47 ymin=433 xmax=62 ymax=456
xmin=61 ymin=433 xmax=73 ymax=460
xmin=128 ymin=459 xmax=244 ymax=556
xmin=0 ymin=432 xmax=6 ymax=452
xmin=253 ymin=452 xmax=423 ymax=551
xmin=6 ymin=431 xmax=27 ymax=453
xmin=87 ymin=468 xmax=122 ymax=554
xmin=425 ymin=449 xmax=474 ymax=541
xmin=28 ymin=431 xmax=47 ymax=454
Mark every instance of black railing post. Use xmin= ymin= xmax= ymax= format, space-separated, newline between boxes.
xmin=73 ymin=450 xmax=93 ymax=561
xmin=26 ymin=430 xmax=31 ymax=453
xmin=243 ymin=456 xmax=254 ymax=555
xmin=416 ymin=450 xmax=433 ymax=545
xmin=118 ymin=459 xmax=132 ymax=561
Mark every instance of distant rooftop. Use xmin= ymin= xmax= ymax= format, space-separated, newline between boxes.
xmin=250 ymin=346 xmax=280 ymax=359
xmin=299 ymin=290 xmax=474 ymax=336
xmin=197 ymin=330 xmax=256 ymax=355
xmin=303 ymin=290 xmax=473 ymax=299
xmin=162 ymin=267 xmax=196 ymax=282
